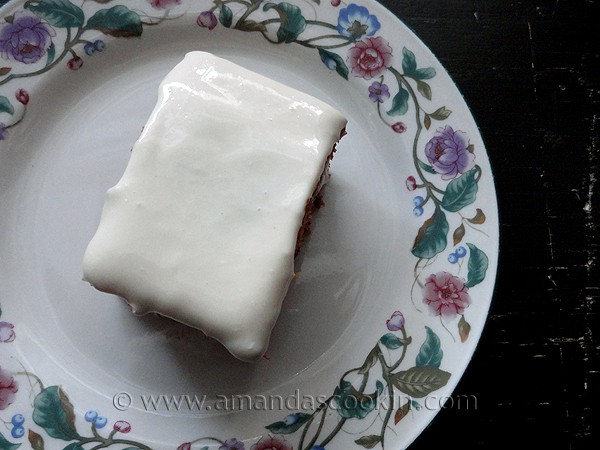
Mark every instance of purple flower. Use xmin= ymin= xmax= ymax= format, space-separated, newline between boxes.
xmin=0 ymin=123 xmax=7 ymax=140
xmin=0 ymin=322 xmax=15 ymax=343
xmin=220 ymin=438 xmax=245 ymax=450
xmin=386 ymin=311 xmax=405 ymax=331
xmin=197 ymin=11 xmax=218 ymax=30
xmin=368 ymin=81 xmax=390 ymax=103
xmin=424 ymin=126 xmax=474 ymax=180
xmin=0 ymin=11 xmax=55 ymax=64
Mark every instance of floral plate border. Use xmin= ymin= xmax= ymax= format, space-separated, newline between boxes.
xmin=0 ymin=0 xmax=497 ymax=449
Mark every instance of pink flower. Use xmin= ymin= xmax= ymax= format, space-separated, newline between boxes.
xmin=386 ymin=311 xmax=405 ymax=331
xmin=176 ymin=444 xmax=191 ymax=450
xmin=406 ymin=175 xmax=417 ymax=191
xmin=251 ymin=435 xmax=292 ymax=450
xmin=67 ymin=56 xmax=83 ymax=70
xmin=0 ymin=322 xmax=15 ymax=343
xmin=15 ymin=88 xmax=29 ymax=105
xmin=0 ymin=366 xmax=18 ymax=410
xmin=423 ymin=272 xmax=471 ymax=318
xmin=197 ymin=11 xmax=218 ymax=30
xmin=348 ymin=36 xmax=392 ymax=79
xmin=331 ymin=0 xmax=342 ymax=6
xmin=113 ymin=420 xmax=131 ymax=433
xmin=148 ymin=0 xmax=181 ymax=9
xmin=392 ymin=122 xmax=407 ymax=133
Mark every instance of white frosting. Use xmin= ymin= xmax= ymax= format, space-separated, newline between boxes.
xmin=82 ymin=51 xmax=347 ymax=362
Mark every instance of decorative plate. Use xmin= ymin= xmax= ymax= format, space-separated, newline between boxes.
xmin=0 ymin=0 xmax=498 ymax=449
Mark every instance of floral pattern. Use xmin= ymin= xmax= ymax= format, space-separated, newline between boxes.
xmin=425 ymin=125 xmax=475 ymax=180
xmin=423 ymin=272 xmax=471 ymax=318
xmin=0 ymin=11 xmax=55 ymax=63
xmin=0 ymin=366 xmax=18 ymax=410
xmin=0 ymin=0 xmax=494 ymax=448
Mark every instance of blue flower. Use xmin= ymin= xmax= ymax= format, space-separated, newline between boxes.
xmin=337 ymin=4 xmax=381 ymax=40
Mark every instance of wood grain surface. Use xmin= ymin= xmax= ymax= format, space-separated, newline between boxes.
xmin=375 ymin=0 xmax=597 ymax=448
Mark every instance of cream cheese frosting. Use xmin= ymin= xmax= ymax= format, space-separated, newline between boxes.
xmin=82 ymin=51 xmax=347 ymax=362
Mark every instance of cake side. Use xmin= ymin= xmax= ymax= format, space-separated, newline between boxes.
xmin=82 ymin=52 xmax=347 ymax=362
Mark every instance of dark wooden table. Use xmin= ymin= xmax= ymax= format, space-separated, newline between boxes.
xmin=374 ymin=1 xmax=597 ymax=448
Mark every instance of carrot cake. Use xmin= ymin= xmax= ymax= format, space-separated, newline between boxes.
xmin=82 ymin=51 xmax=347 ymax=362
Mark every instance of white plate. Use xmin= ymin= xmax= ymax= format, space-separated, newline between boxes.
xmin=0 ymin=1 xmax=498 ymax=449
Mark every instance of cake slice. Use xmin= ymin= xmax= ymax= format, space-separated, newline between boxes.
xmin=82 ymin=51 xmax=347 ymax=362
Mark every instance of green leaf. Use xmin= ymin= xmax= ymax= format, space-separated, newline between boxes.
xmin=401 ymin=47 xmax=417 ymax=75
xmin=441 ymin=168 xmax=479 ymax=212
xmin=380 ymin=333 xmax=405 ymax=350
xmin=429 ymin=106 xmax=452 ymax=121
xmin=387 ymin=87 xmax=409 ymax=116
xmin=465 ymin=243 xmax=489 ymax=288
xmin=417 ymin=79 xmax=432 ymax=100
xmin=25 ymin=0 xmax=85 ymax=28
xmin=413 ymin=67 xmax=436 ymax=80
xmin=390 ymin=366 xmax=451 ymax=398
xmin=415 ymin=326 xmax=443 ymax=368
xmin=0 ymin=95 xmax=14 ymax=115
xmin=411 ymin=206 xmax=449 ymax=259
xmin=334 ymin=381 xmax=379 ymax=419
xmin=355 ymin=435 xmax=381 ymax=449
xmin=265 ymin=412 xmax=311 ymax=434
xmin=28 ymin=430 xmax=44 ymax=450
xmin=32 ymin=386 xmax=80 ymax=441
xmin=0 ymin=431 xmax=21 ymax=450
xmin=45 ymin=42 xmax=55 ymax=66
xmin=263 ymin=2 xmax=306 ymax=43
xmin=219 ymin=4 xmax=233 ymax=28
xmin=86 ymin=5 xmax=143 ymax=37
xmin=318 ymin=48 xmax=349 ymax=79
xmin=62 ymin=444 xmax=84 ymax=450
xmin=417 ymin=158 xmax=436 ymax=174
